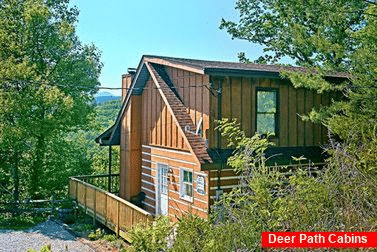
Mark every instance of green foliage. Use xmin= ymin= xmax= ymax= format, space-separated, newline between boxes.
xmin=27 ymin=243 xmax=51 ymax=252
xmin=0 ymin=0 xmax=102 ymax=201
xmin=212 ymin=121 xmax=377 ymax=250
xmin=171 ymin=214 xmax=212 ymax=252
xmin=103 ymin=234 xmax=117 ymax=242
xmin=127 ymin=216 xmax=173 ymax=252
xmin=220 ymin=0 xmax=367 ymax=69
xmin=88 ymin=228 xmax=105 ymax=241
xmin=221 ymin=0 xmax=377 ymax=174
xmin=0 ymin=213 xmax=46 ymax=230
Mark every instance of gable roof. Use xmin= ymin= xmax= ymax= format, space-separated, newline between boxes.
xmin=144 ymin=55 xmax=349 ymax=79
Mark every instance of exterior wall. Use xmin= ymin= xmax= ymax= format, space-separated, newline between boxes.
xmin=209 ymin=76 xmax=331 ymax=148
xmin=122 ymin=74 xmax=133 ymax=101
xmin=119 ymin=95 xmax=142 ymax=201
xmin=141 ymin=77 xmax=190 ymax=150
xmin=208 ymin=168 xmax=239 ymax=206
xmin=141 ymin=145 xmax=210 ymax=220
xmin=165 ymin=66 xmax=211 ymax=141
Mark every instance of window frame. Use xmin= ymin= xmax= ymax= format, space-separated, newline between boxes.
xmin=180 ymin=168 xmax=194 ymax=202
xmin=255 ymin=87 xmax=280 ymax=137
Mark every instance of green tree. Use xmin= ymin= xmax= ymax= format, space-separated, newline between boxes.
xmin=0 ymin=0 xmax=102 ymax=200
xmin=220 ymin=0 xmax=377 ymax=172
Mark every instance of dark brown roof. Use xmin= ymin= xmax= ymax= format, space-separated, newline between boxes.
xmin=144 ymin=55 xmax=348 ymax=79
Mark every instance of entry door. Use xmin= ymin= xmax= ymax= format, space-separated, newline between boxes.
xmin=157 ymin=163 xmax=169 ymax=215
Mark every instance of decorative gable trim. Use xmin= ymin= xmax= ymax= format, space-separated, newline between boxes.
xmin=145 ymin=62 xmax=212 ymax=165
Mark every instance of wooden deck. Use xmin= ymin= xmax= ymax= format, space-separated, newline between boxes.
xmin=69 ymin=174 xmax=154 ymax=241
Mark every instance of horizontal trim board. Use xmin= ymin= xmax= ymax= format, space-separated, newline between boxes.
xmin=210 ymin=185 xmax=237 ymax=190
xmin=141 ymin=179 xmax=155 ymax=187
xmin=209 ymin=176 xmax=241 ymax=181
xmin=168 ymin=197 xmax=207 ymax=213
xmin=145 ymin=195 xmax=156 ymax=202
xmin=142 ymin=152 xmax=197 ymax=166
xmin=206 ymin=68 xmax=281 ymax=78
xmin=143 ymin=201 xmax=155 ymax=209
xmin=141 ymin=186 xmax=155 ymax=195
xmin=142 ymin=145 xmax=192 ymax=156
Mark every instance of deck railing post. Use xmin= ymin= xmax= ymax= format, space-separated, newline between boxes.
xmin=93 ymin=189 xmax=97 ymax=226
xmin=116 ymin=200 xmax=120 ymax=237
xmin=105 ymin=193 xmax=108 ymax=226
xmin=75 ymin=180 xmax=78 ymax=200
xmin=84 ymin=183 xmax=87 ymax=213
xmin=131 ymin=207 xmax=134 ymax=228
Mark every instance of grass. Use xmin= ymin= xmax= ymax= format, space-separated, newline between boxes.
xmin=0 ymin=213 xmax=47 ymax=230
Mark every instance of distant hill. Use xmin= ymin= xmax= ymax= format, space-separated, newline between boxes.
xmin=95 ymin=92 xmax=121 ymax=104
xmin=95 ymin=98 xmax=122 ymax=129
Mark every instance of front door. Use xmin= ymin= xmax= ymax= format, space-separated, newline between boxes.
xmin=156 ymin=163 xmax=169 ymax=215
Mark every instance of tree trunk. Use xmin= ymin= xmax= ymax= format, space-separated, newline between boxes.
xmin=30 ymin=135 xmax=45 ymax=199
xmin=12 ymin=151 xmax=19 ymax=203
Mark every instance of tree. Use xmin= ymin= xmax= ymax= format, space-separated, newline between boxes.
xmin=0 ymin=0 xmax=102 ymax=200
xmin=220 ymin=0 xmax=377 ymax=172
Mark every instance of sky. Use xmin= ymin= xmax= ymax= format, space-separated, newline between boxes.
xmin=70 ymin=0 xmax=264 ymax=96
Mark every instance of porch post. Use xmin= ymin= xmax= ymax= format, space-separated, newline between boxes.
xmin=108 ymin=145 xmax=112 ymax=192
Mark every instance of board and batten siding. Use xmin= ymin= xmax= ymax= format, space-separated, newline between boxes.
xmin=141 ymin=77 xmax=189 ymax=150
xmin=164 ymin=66 xmax=210 ymax=141
xmin=140 ymin=145 xmax=210 ymax=220
xmin=208 ymin=76 xmax=331 ymax=149
xmin=121 ymin=73 xmax=133 ymax=101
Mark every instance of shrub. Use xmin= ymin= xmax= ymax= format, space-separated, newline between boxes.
xmin=127 ymin=215 xmax=173 ymax=252
xmin=88 ymin=228 xmax=105 ymax=240
xmin=171 ymin=214 xmax=212 ymax=252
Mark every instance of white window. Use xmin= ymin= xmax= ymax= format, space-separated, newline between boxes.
xmin=180 ymin=169 xmax=193 ymax=201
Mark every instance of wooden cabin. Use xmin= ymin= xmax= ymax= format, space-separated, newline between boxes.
xmin=95 ymin=55 xmax=346 ymax=221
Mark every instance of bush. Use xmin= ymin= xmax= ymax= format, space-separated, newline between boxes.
xmin=171 ymin=214 xmax=211 ymax=252
xmin=127 ymin=216 xmax=173 ymax=252
xmin=88 ymin=228 xmax=105 ymax=240
xmin=126 ymin=120 xmax=377 ymax=251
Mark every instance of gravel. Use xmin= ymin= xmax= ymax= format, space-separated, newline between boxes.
xmin=0 ymin=219 xmax=96 ymax=252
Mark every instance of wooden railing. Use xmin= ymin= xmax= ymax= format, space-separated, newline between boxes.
xmin=72 ymin=173 xmax=120 ymax=194
xmin=69 ymin=174 xmax=154 ymax=241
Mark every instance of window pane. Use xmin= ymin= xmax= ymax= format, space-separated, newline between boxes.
xmin=257 ymin=91 xmax=276 ymax=113
xmin=183 ymin=170 xmax=193 ymax=183
xmin=185 ymin=184 xmax=193 ymax=197
xmin=257 ymin=114 xmax=275 ymax=134
xmin=183 ymin=171 xmax=188 ymax=182
xmin=188 ymin=171 xmax=192 ymax=183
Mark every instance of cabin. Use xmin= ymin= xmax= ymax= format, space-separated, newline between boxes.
xmin=69 ymin=55 xmax=345 ymax=237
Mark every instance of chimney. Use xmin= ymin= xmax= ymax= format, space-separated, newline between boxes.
xmin=121 ymin=68 xmax=137 ymax=101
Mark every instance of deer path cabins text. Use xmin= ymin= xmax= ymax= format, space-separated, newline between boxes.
xmin=95 ymin=55 xmax=345 ymax=221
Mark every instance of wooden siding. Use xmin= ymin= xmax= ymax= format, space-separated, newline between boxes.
xmin=122 ymin=74 xmax=133 ymax=101
xmin=141 ymin=77 xmax=189 ymax=150
xmin=165 ymin=66 xmax=210 ymax=140
xmin=209 ymin=76 xmax=330 ymax=148
xmin=120 ymin=96 xmax=142 ymax=200
xmin=140 ymin=145 xmax=210 ymax=220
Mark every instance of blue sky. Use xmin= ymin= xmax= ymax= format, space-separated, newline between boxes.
xmin=71 ymin=0 xmax=264 ymax=96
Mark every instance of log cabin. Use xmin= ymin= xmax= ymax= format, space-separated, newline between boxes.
xmin=70 ymin=55 xmax=346 ymax=234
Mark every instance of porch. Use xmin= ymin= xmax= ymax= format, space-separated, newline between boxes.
xmin=69 ymin=174 xmax=154 ymax=240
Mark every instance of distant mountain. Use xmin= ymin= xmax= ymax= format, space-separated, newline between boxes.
xmin=95 ymin=92 xmax=121 ymax=104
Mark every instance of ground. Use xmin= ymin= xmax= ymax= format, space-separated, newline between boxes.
xmin=0 ymin=217 xmax=126 ymax=252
